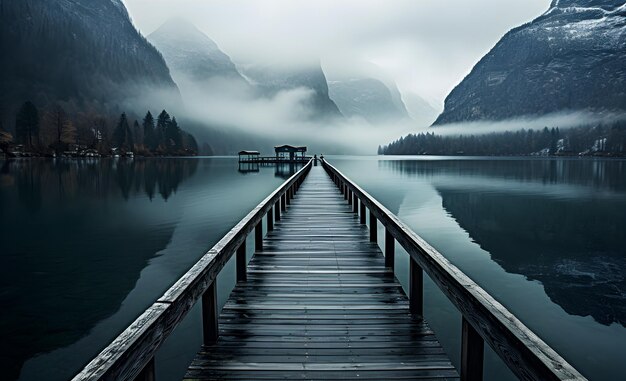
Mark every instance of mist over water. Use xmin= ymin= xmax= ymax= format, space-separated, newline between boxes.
xmin=429 ymin=110 xmax=626 ymax=136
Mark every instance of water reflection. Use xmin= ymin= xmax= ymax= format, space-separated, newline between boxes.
xmin=274 ymin=163 xmax=302 ymax=179
xmin=237 ymin=162 xmax=303 ymax=179
xmin=380 ymin=159 xmax=626 ymax=327
xmin=1 ymin=158 xmax=199 ymax=206
xmin=380 ymin=158 xmax=626 ymax=193
xmin=0 ymin=158 xmax=194 ymax=380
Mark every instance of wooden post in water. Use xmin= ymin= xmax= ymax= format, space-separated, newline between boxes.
xmin=202 ymin=281 xmax=218 ymax=345
xmin=410 ymin=259 xmax=423 ymax=317
xmin=134 ymin=357 xmax=155 ymax=381
xmin=267 ymin=209 xmax=274 ymax=231
xmin=237 ymin=241 xmax=247 ymax=282
xmin=369 ymin=210 xmax=377 ymax=242
xmin=461 ymin=317 xmax=484 ymax=381
xmin=255 ymin=221 xmax=263 ymax=251
xmin=360 ymin=201 xmax=366 ymax=224
xmin=385 ymin=229 xmax=395 ymax=269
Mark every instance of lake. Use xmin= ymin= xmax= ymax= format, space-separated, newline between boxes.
xmin=1 ymin=156 xmax=624 ymax=381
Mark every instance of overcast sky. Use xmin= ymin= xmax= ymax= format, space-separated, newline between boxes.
xmin=123 ymin=0 xmax=550 ymax=108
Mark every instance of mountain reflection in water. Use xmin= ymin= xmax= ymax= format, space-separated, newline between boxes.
xmin=381 ymin=158 xmax=626 ymax=327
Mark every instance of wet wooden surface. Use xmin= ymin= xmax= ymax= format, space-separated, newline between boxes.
xmin=185 ymin=166 xmax=458 ymax=380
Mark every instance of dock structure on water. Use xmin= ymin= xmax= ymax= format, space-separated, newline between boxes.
xmin=238 ymin=145 xmax=312 ymax=165
xmin=74 ymin=160 xmax=587 ymax=381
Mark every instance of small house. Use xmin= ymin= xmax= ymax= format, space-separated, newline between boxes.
xmin=238 ymin=150 xmax=260 ymax=163
xmin=275 ymin=145 xmax=307 ymax=161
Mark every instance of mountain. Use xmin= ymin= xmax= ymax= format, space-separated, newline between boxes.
xmin=328 ymin=78 xmax=410 ymax=123
xmin=402 ymin=93 xmax=440 ymax=126
xmin=240 ymin=63 xmax=343 ymax=120
xmin=0 ymin=0 xmax=181 ymax=123
xmin=433 ymin=0 xmax=626 ymax=125
xmin=148 ymin=19 xmax=250 ymax=94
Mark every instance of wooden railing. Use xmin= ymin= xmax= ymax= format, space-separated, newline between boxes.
xmin=72 ymin=159 xmax=313 ymax=381
xmin=322 ymin=159 xmax=587 ymax=381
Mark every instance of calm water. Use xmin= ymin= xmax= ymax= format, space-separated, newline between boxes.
xmin=1 ymin=156 xmax=625 ymax=381
xmin=331 ymin=156 xmax=626 ymax=381
xmin=0 ymin=157 xmax=295 ymax=381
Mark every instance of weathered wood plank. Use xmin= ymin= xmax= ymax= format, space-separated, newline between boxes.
xmin=184 ymin=166 xmax=458 ymax=381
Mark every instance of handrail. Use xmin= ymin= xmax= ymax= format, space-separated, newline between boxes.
xmin=73 ymin=159 xmax=313 ymax=381
xmin=321 ymin=159 xmax=586 ymax=381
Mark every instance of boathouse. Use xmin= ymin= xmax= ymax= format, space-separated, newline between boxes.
xmin=237 ymin=150 xmax=260 ymax=163
xmin=275 ymin=144 xmax=307 ymax=161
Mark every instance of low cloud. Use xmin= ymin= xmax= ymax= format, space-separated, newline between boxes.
xmin=165 ymin=75 xmax=422 ymax=155
xmin=425 ymin=110 xmax=626 ymax=136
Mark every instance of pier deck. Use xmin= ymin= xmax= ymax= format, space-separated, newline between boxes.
xmin=185 ymin=166 xmax=458 ymax=380
xmin=74 ymin=159 xmax=586 ymax=381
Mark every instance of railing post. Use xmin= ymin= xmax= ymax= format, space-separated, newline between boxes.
xmin=360 ymin=201 xmax=366 ymax=224
xmin=343 ymin=184 xmax=348 ymax=200
xmin=353 ymin=196 xmax=358 ymax=213
xmin=410 ymin=258 xmax=423 ymax=317
xmin=134 ymin=357 xmax=155 ymax=381
xmin=275 ymin=202 xmax=281 ymax=221
xmin=286 ymin=187 xmax=291 ymax=205
xmin=237 ymin=241 xmax=247 ymax=282
xmin=385 ymin=229 xmax=395 ymax=269
xmin=281 ymin=193 xmax=286 ymax=211
xmin=369 ymin=210 xmax=377 ymax=242
xmin=202 ymin=280 xmax=218 ymax=345
xmin=255 ymin=221 xmax=263 ymax=251
xmin=267 ymin=208 xmax=274 ymax=231
xmin=461 ymin=317 xmax=484 ymax=381
xmin=348 ymin=189 xmax=352 ymax=205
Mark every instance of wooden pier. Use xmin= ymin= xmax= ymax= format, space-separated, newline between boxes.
xmin=186 ymin=166 xmax=456 ymax=380
xmin=74 ymin=159 xmax=587 ymax=381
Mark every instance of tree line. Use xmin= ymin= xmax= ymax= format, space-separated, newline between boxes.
xmin=0 ymin=101 xmax=197 ymax=156
xmin=378 ymin=123 xmax=626 ymax=156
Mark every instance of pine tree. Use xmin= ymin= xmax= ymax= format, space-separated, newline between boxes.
xmin=15 ymin=101 xmax=40 ymax=148
xmin=132 ymin=120 xmax=141 ymax=149
xmin=156 ymin=110 xmax=171 ymax=150
xmin=165 ymin=116 xmax=182 ymax=152
xmin=113 ymin=113 xmax=130 ymax=148
xmin=143 ymin=111 xmax=156 ymax=151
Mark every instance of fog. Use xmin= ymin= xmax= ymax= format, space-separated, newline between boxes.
xmin=169 ymin=75 xmax=420 ymax=155
xmin=426 ymin=110 xmax=626 ymax=136
xmin=120 ymin=0 xmax=563 ymax=154
xmin=124 ymin=0 xmax=550 ymax=105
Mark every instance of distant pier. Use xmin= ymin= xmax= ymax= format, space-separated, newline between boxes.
xmin=238 ymin=145 xmax=312 ymax=164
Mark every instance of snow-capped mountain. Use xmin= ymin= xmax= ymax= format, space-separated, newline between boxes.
xmin=433 ymin=0 xmax=626 ymax=125
xmin=328 ymin=78 xmax=410 ymax=123
xmin=0 ymin=0 xmax=180 ymax=119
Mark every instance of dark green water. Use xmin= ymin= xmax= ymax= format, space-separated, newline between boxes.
xmin=1 ymin=156 xmax=624 ymax=381
xmin=0 ymin=157 xmax=292 ymax=381
xmin=331 ymin=156 xmax=626 ymax=381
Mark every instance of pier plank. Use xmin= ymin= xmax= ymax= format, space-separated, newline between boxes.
xmin=184 ymin=166 xmax=458 ymax=380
